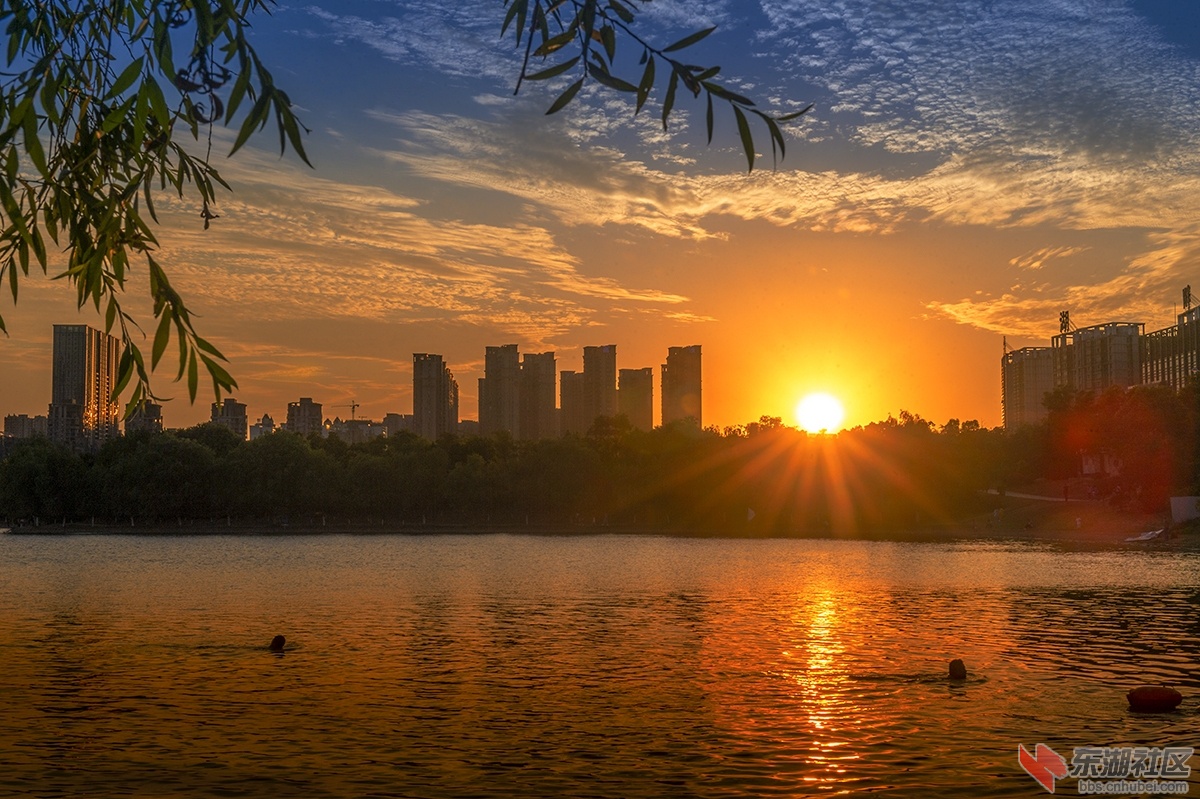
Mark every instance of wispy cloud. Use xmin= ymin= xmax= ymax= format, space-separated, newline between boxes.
xmin=304 ymin=2 xmax=516 ymax=83
xmin=139 ymin=143 xmax=692 ymax=346
xmin=756 ymin=1 xmax=1200 ymax=164
xmin=929 ymin=226 xmax=1200 ymax=337
xmin=1009 ymin=246 xmax=1088 ymax=271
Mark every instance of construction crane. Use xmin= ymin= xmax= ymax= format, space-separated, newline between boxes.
xmin=331 ymin=401 xmax=360 ymax=421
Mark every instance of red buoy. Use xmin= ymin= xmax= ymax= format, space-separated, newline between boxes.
xmin=1127 ymin=686 xmax=1182 ymax=712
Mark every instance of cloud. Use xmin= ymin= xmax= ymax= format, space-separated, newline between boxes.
xmin=304 ymin=2 xmax=515 ymax=82
xmin=304 ymin=1 xmax=718 ymax=161
xmin=136 ymin=143 xmax=692 ymax=346
xmin=1009 ymin=246 xmax=1088 ymax=271
xmin=364 ymin=107 xmax=715 ymax=238
xmin=640 ymin=0 xmax=732 ymax=30
xmin=354 ymin=95 xmax=1200 ymax=347
xmin=371 ymin=104 xmax=1200 ymax=237
xmin=755 ymin=0 xmax=1200 ymax=166
xmin=203 ymin=2 xmax=1200 ymax=344
xmin=928 ymin=226 xmax=1200 ymax=337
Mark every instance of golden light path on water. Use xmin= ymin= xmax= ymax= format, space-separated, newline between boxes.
xmin=1 ymin=533 xmax=1198 ymax=797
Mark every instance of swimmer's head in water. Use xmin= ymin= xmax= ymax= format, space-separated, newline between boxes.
xmin=269 ymin=635 xmax=286 ymax=652
xmin=948 ymin=658 xmax=967 ymax=680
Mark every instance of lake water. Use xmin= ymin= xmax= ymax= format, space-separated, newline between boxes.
xmin=1 ymin=533 xmax=1198 ymax=797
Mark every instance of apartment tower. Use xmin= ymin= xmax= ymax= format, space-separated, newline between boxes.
xmin=661 ymin=345 xmax=702 ymax=427
xmin=520 ymin=351 xmax=557 ymax=440
xmin=47 ymin=324 xmax=121 ymax=451
xmin=582 ymin=344 xmax=618 ymax=426
xmin=211 ymin=398 xmax=249 ymax=440
xmin=413 ymin=353 xmax=459 ymax=440
xmin=479 ymin=344 xmax=521 ymax=437
xmin=618 ymin=367 xmax=653 ymax=431
xmin=1001 ymin=346 xmax=1055 ymax=429
xmin=287 ymin=397 xmax=324 ymax=437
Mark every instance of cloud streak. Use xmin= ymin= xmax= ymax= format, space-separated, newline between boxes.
xmin=142 ymin=144 xmax=692 ymax=347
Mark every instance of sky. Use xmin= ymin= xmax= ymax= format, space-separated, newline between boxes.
xmin=4 ymin=0 xmax=1200 ymax=431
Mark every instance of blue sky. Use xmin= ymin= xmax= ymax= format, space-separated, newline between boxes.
xmin=3 ymin=0 xmax=1200 ymax=429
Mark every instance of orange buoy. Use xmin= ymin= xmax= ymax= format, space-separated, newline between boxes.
xmin=1127 ymin=686 xmax=1182 ymax=712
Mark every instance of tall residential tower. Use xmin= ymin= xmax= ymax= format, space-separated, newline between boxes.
xmin=479 ymin=344 xmax=521 ymax=437
xmin=582 ymin=344 xmax=618 ymax=426
xmin=618 ymin=367 xmax=653 ymax=431
xmin=520 ymin=351 xmax=557 ymax=440
xmin=661 ymin=345 xmax=702 ymax=427
xmin=413 ymin=353 xmax=459 ymax=440
xmin=287 ymin=397 xmax=324 ymax=437
xmin=47 ymin=324 xmax=121 ymax=450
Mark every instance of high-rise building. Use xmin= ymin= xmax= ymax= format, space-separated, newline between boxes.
xmin=124 ymin=401 xmax=164 ymax=434
xmin=4 ymin=414 xmax=48 ymax=440
xmin=662 ymin=345 xmax=702 ymax=427
xmin=618 ymin=367 xmax=653 ymax=431
xmin=249 ymin=413 xmax=276 ymax=440
xmin=583 ymin=344 xmax=617 ymax=426
xmin=1004 ymin=293 xmax=1200 ymax=426
xmin=211 ymin=398 xmax=248 ymax=440
xmin=479 ymin=344 xmax=521 ymax=437
xmin=1142 ymin=290 xmax=1200 ymax=390
xmin=1001 ymin=346 xmax=1055 ymax=429
xmin=286 ymin=397 xmax=323 ymax=437
xmin=1002 ymin=310 xmax=1151 ymax=427
xmin=413 ymin=353 xmax=458 ymax=440
xmin=383 ymin=413 xmax=414 ymax=438
xmin=1053 ymin=322 xmax=1143 ymax=392
xmin=47 ymin=324 xmax=121 ymax=451
xmin=560 ymin=370 xmax=586 ymax=435
xmin=520 ymin=351 xmax=557 ymax=440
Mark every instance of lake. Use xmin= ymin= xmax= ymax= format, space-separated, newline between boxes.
xmin=1 ymin=533 xmax=1197 ymax=797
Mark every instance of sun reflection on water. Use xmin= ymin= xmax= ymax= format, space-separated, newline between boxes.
xmin=789 ymin=590 xmax=859 ymax=786
xmin=2 ymin=536 xmax=1200 ymax=797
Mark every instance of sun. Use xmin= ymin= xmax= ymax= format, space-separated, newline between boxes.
xmin=795 ymin=392 xmax=846 ymax=433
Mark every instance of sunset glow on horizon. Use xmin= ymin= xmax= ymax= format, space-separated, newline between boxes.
xmin=3 ymin=1 xmax=1200 ymax=433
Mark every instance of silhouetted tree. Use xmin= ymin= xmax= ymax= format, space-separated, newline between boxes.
xmin=0 ymin=438 xmax=90 ymax=521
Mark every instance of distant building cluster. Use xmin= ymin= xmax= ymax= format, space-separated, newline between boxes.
xmin=472 ymin=343 xmax=702 ymax=439
xmin=4 ymin=413 xmax=47 ymax=440
xmin=5 ymin=325 xmax=702 ymax=451
xmin=1002 ymin=286 xmax=1200 ymax=428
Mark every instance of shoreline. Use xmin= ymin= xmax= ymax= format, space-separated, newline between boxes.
xmin=4 ymin=516 xmax=1194 ymax=547
xmin=4 ymin=487 xmax=1190 ymax=545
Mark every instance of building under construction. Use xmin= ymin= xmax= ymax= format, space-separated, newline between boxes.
xmin=1142 ymin=286 xmax=1200 ymax=390
xmin=1001 ymin=345 xmax=1055 ymax=428
xmin=1051 ymin=320 xmax=1143 ymax=392
xmin=1002 ymin=288 xmax=1200 ymax=429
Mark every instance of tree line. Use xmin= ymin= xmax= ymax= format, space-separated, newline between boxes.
xmin=2 ymin=383 xmax=1197 ymax=532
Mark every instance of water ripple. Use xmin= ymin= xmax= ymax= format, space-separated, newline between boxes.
xmin=1 ymin=534 xmax=1198 ymax=797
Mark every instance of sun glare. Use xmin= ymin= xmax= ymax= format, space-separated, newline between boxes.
xmin=795 ymin=393 xmax=846 ymax=433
